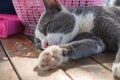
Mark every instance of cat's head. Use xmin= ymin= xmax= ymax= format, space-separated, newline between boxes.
xmin=35 ymin=0 xmax=75 ymax=49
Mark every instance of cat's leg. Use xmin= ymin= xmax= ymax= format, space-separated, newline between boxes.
xmin=38 ymin=37 xmax=105 ymax=70
xmin=112 ymin=41 xmax=120 ymax=78
xmin=34 ymin=37 xmax=43 ymax=50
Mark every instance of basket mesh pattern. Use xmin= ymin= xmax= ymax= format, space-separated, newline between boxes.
xmin=12 ymin=0 xmax=105 ymax=36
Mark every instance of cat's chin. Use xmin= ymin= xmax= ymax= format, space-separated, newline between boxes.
xmin=37 ymin=45 xmax=68 ymax=70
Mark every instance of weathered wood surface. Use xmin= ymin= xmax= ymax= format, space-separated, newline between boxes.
xmin=91 ymin=52 xmax=115 ymax=70
xmin=60 ymin=58 xmax=114 ymax=80
xmin=0 ymin=43 xmax=19 ymax=80
xmin=0 ymin=33 xmax=116 ymax=80
xmin=1 ymin=34 xmax=71 ymax=80
xmin=1 ymin=34 xmax=39 ymax=58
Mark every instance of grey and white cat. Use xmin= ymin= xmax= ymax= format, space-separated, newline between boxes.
xmin=34 ymin=0 xmax=120 ymax=78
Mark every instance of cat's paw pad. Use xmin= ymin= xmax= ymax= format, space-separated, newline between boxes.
xmin=112 ymin=62 xmax=120 ymax=78
xmin=38 ymin=45 xmax=67 ymax=70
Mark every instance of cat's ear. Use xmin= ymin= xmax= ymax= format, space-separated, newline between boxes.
xmin=43 ymin=0 xmax=62 ymax=13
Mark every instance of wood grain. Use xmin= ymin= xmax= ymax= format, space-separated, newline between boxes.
xmin=11 ymin=57 xmax=71 ymax=80
xmin=1 ymin=34 xmax=71 ymax=80
xmin=1 ymin=34 xmax=40 ymax=58
xmin=91 ymin=52 xmax=116 ymax=70
xmin=0 ymin=34 xmax=116 ymax=80
xmin=60 ymin=58 xmax=115 ymax=80
xmin=0 ymin=43 xmax=19 ymax=80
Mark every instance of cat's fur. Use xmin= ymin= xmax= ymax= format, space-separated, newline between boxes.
xmin=34 ymin=0 xmax=120 ymax=78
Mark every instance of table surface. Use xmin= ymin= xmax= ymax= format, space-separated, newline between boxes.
xmin=0 ymin=33 xmax=117 ymax=80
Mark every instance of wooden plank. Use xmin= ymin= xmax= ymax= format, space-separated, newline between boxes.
xmin=60 ymin=58 xmax=115 ymax=80
xmin=1 ymin=34 xmax=39 ymax=58
xmin=0 ymin=43 xmax=19 ymax=80
xmin=11 ymin=57 xmax=71 ymax=80
xmin=1 ymin=34 xmax=71 ymax=80
xmin=91 ymin=52 xmax=116 ymax=70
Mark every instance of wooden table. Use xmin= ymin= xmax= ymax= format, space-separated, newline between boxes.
xmin=0 ymin=33 xmax=116 ymax=80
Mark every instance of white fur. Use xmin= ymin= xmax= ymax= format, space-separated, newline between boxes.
xmin=35 ymin=12 xmax=49 ymax=49
xmin=47 ymin=33 xmax=76 ymax=45
xmin=35 ymin=29 xmax=48 ymax=49
xmin=34 ymin=8 xmax=73 ymax=48
xmin=96 ymin=44 xmax=103 ymax=53
xmin=55 ymin=10 xmax=95 ymax=45
xmin=35 ymin=8 xmax=95 ymax=48
xmin=35 ymin=29 xmax=45 ymax=40
xmin=55 ymin=8 xmax=78 ymax=44
xmin=59 ymin=12 xmax=95 ymax=44
xmin=112 ymin=62 xmax=120 ymax=78
xmin=38 ymin=45 xmax=68 ymax=70
xmin=47 ymin=33 xmax=64 ymax=45
xmin=35 ymin=12 xmax=45 ymax=41
xmin=73 ymin=12 xmax=95 ymax=33
xmin=104 ymin=0 xmax=116 ymax=6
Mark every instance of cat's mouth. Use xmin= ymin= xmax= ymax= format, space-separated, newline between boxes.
xmin=43 ymin=41 xmax=60 ymax=49
xmin=42 ymin=35 xmax=63 ymax=49
xmin=43 ymin=41 xmax=49 ymax=48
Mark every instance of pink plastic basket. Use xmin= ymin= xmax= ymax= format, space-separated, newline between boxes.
xmin=0 ymin=14 xmax=23 ymax=38
xmin=12 ymin=0 xmax=105 ymax=36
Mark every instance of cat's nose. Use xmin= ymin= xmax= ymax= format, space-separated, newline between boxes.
xmin=43 ymin=41 xmax=49 ymax=48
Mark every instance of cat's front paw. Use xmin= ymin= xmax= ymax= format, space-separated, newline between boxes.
xmin=112 ymin=62 xmax=120 ymax=78
xmin=38 ymin=45 xmax=68 ymax=70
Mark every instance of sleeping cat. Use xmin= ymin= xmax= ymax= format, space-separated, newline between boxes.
xmin=34 ymin=0 xmax=120 ymax=78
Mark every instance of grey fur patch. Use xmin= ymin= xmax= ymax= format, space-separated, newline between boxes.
xmin=38 ymin=9 xmax=75 ymax=35
xmin=35 ymin=1 xmax=120 ymax=76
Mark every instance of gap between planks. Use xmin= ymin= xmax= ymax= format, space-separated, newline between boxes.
xmin=0 ymin=34 xmax=72 ymax=80
xmin=0 ymin=42 xmax=20 ymax=80
xmin=90 ymin=56 xmax=112 ymax=71
xmin=0 ymin=33 xmax=115 ymax=80
xmin=27 ymin=35 xmax=114 ymax=80
xmin=0 ymin=41 xmax=22 ymax=80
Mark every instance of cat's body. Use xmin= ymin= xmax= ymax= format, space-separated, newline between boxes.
xmin=34 ymin=0 xmax=120 ymax=78
xmin=66 ymin=6 xmax=120 ymax=51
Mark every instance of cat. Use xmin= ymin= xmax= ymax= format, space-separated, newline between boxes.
xmin=34 ymin=0 xmax=120 ymax=78
xmin=105 ymin=0 xmax=116 ymax=6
